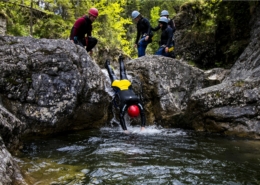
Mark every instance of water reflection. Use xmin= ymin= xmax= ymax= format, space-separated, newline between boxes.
xmin=15 ymin=126 xmax=260 ymax=185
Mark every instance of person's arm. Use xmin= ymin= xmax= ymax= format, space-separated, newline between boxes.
xmin=119 ymin=104 xmax=128 ymax=131
xmin=137 ymin=102 xmax=146 ymax=128
xmin=143 ymin=18 xmax=152 ymax=41
xmin=135 ymin=28 xmax=141 ymax=45
xmin=70 ymin=17 xmax=85 ymax=41
xmin=144 ymin=18 xmax=152 ymax=36
xmin=84 ymin=16 xmax=92 ymax=37
xmin=166 ymin=28 xmax=173 ymax=48
xmin=87 ymin=24 xmax=92 ymax=37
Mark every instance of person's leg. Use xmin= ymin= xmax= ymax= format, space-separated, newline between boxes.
xmin=162 ymin=49 xmax=170 ymax=57
xmin=119 ymin=104 xmax=128 ymax=131
xmin=105 ymin=60 xmax=118 ymax=82
xmin=136 ymin=102 xmax=146 ymax=129
xmin=86 ymin=37 xmax=98 ymax=52
xmin=137 ymin=38 xmax=148 ymax=57
xmin=119 ymin=56 xmax=128 ymax=80
xmin=73 ymin=37 xmax=85 ymax=48
xmin=155 ymin=47 xmax=164 ymax=55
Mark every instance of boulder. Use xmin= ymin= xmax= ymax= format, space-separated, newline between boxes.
xmin=123 ymin=56 xmax=227 ymax=127
xmin=0 ymin=36 xmax=110 ymax=136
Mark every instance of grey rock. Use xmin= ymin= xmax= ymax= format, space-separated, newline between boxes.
xmin=184 ymin=4 xmax=260 ymax=138
xmin=0 ymin=36 xmax=109 ymax=136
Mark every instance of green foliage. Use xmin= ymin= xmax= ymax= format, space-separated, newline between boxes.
xmin=148 ymin=6 xmax=160 ymax=54
xmin=214 ymin=1 xmax=252 ymax=67
xmin=1 ymin=0 xmax=186 ymax=58
xmin=1 ymin=1 xmax=29 ymax=36
xmin=92 ymin=0 xmax=132 ymax=56
xmin=179 ymin=0 xmax=220 ymax=43
xmin=0 ymin=0 xmax=253 ymax=64
xmin=34 ymin=16 xmax=71 ymax=39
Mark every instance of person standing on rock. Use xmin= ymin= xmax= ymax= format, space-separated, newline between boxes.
xmin=70 ymin=8 xmax=98 ymax=53
xmin=105 ymin=56 xmax=146 ymax=133
xmin=131 ymin=10 xmax=153 ymax=57
xmin=154 ymin=17 xmax=174 ymax=58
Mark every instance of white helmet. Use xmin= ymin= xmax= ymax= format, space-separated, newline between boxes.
xmin=131 ymin=10 xmax=140 ymax=19
xmin=160 ymin=10 xmax=169 ymax=16
xmin=158 ymin=17 xmax=168 ymax=24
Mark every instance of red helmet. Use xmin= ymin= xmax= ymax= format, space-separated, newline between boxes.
xmin=127 ymin=105 xmax=140 ymax=117
xmin=88 ymin=8 xmax=98 ymax=17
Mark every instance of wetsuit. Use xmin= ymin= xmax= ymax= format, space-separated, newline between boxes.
xmin=135 ymin=17 xmax=153 ymax=57
xmin=105 ymin=57 xmax=146 ymax=130
xmin=70 ymin=15 xmax=97 ymax=52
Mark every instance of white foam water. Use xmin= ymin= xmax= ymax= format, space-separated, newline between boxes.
xmin=100 ymin=125 xmax=187 ymax=137
xmin=56 ymin=145 xmax=86 ymax=152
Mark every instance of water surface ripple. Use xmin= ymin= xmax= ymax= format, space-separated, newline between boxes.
xmin=16 ymin=126 xmax=260 ymax=185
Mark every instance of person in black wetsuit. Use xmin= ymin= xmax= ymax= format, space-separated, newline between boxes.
xmin=69 ymin=8 xmax=98 ymax=53
xmin=105 ymin=56 xmax=146 ymax=133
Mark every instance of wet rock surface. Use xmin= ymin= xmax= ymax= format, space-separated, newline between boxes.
xmin=0 ymin=3 xmax=260 ymax=184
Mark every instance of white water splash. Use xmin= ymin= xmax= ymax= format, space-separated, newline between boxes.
xmin=56 ymin=145 xmax=86 ymax=152
xmin=100 ymin=125 xmax=187 ymax=137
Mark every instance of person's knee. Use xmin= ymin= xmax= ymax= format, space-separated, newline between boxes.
xmin=89 ymin=37 xmax=98 ymax=45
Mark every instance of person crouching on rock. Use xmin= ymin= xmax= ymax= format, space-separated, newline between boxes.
xmin=105 ymin=56 xmax=146 ymax=134
xmin=155 ymin=17 xmax=175 ymax=58
xmin=69 ymin=8 xmax=98 ymax=53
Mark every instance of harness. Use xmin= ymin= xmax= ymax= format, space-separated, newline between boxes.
xmin=111 ymin=78 xmax=145 ymax=109
xmin=111 ymin=79 xmax=131 ymax=109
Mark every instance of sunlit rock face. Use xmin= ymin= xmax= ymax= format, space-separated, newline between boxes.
xmin=0 ymin=36 xmax=110 ymax=136
xmin=184 ymin=4 xmax=260 ymax=139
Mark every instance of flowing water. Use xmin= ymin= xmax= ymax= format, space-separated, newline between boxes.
xmin=15 ymin=126 xmax=260 ymax=185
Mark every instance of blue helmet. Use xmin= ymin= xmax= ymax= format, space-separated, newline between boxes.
xmin=158 ymin=17 xmax=168 ymax=24
xmin=160 ymin=10 xmax=169 ymax=16
xmin=131 ymin=10 xmax=140 ymax=19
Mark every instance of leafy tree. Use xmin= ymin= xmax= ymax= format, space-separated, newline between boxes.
xmin=1 ymin=0 xmax=254 ymax=65
xmin=90 ymin=0 xmax=132 ymax=55
xmin=215 ymin=1 xmax=252 ymax=67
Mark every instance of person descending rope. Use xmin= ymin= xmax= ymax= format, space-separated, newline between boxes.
xmin=105 ymin=56 xmax=146 ymax=133
xmin=70 ymin=8 xmax=98 ymax=53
